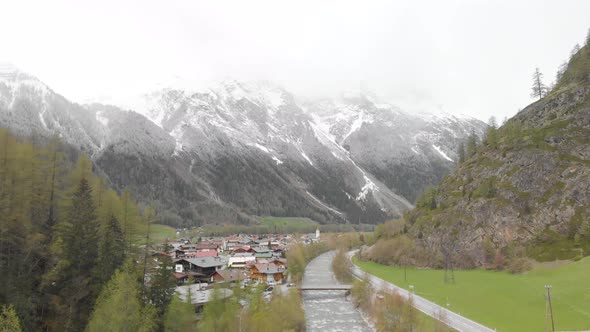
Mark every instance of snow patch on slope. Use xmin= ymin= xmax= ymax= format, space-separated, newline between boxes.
xmin=272 ymin=156 xmax=283 ymax=165
xmin=300 ymin=151 xmax=313 ymax=166
xmin=306 ymin=191 xmax=343 ymax=215
xmin=432 ymin=145 xmax=453 ymax=162
xmin=357 ymin=174 xmax=378 ymax=201
xmin=38 ymin=110 xmax=48 ymax=129
xmin=95 ymin=111 xmax=109 ymax=126
xmin=254 ymin=143 xmax=270 ymax=154
xmin=343 ymin=112 xmax=367 ymax=142
xmin=170 ymin=126 xmax=184 ymax=156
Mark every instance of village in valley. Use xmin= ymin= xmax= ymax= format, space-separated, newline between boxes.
xmin=151 ymin=227 xmax=322 ymax=312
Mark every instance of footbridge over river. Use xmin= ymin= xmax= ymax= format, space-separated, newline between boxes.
xmin=301 ymin=251 xmax=373 ymax=331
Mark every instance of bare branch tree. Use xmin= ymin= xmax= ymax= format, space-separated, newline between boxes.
xmin=531 ymin=67 xmax=547 ymax=100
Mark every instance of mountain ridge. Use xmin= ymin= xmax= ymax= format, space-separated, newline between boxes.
xmin=0 ymin=65 xmax=486 ymax=226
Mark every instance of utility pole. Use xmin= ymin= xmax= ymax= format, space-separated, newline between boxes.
xmin=545 ymin=285 xmax=555 ymax=332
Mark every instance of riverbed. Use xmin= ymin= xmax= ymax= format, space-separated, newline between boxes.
xmin=302 ymin=251 xmax=374 ymax=332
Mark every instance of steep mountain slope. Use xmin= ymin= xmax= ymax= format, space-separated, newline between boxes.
xmin=306 ymin=95 xmax=484 ymax=202
xmin=406 ymin=44 xmax=590 ymax=266
xmin=0 ymin=64 xmax=485 ymax=226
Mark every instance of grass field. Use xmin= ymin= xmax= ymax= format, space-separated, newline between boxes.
xmin=353 ymin=256 xmax=590 ymax=331
xmin=149 ymin=224 xmax=177 ymax=243
xmin=259 ymin=216 xmax=317 ymax=228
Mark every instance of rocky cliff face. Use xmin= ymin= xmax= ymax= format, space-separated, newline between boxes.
xmin=406 ymin=45 xmax=590 ymax=266
xmin=0 ymin=64 xmax=486 ymax=226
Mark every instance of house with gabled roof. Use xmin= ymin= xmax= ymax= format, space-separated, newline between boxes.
xmin=174 ymin=256 xmax=226 ymax=282
xmin=249 ymin=263 xmax=285 ymax=284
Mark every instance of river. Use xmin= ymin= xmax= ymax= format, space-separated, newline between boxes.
xmin=302 ymin=251 xmax=374 ymax=332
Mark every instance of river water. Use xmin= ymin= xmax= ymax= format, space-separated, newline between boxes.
xmin=302 ymin=251 xmax=374 ymax=332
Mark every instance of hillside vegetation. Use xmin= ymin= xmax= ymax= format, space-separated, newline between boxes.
xmin=363 ymin=37 xmax=590 ymax=270
xmin=399 ymin=41 xmax=590 ymax=267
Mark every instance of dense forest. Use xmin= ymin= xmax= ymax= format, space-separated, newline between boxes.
xmin=0 ymin=129 xmax=177 ymax=331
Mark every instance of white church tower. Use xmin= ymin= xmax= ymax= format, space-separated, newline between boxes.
xmin=315 ymin=227 xmax=320 ymax=240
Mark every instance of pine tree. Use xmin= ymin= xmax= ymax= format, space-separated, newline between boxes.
xmin=63 ymin=178 xmax=100 ymax=274
xmin=531 ymin=67 xmax=548 ymax=100
xmin=149 ymin=250 xmax=176 ymax=318
xmin=50 ymin=177 xmax=101 ymax=331
xmin=97 ymin=215 xmax=125 ymax=284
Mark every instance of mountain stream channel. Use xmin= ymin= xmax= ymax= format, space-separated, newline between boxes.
xmin=302 ymin=251 xmax=374 ymax=332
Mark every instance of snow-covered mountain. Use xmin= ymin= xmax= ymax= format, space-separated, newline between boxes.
xmin=0 ymin=65 xmax=486 ymax=226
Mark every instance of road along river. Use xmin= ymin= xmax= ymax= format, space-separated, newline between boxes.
xmin=302 ymin=251 xmax=374 ymax=332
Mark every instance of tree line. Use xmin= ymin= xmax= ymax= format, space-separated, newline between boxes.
xmin=0 ymin=129 xmax=176 ymax=331
xmin=194 ymin=285 xmax=306 ymax=332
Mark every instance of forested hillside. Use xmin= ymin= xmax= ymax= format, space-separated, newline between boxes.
xmin=0 ymin=129 xmax=174 ymax=331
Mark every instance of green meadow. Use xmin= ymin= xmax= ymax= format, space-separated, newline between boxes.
xmin=149 ymin=224 xmax=177 ymax=243
xmin=353 ymin=256 xmax=590 ymax=331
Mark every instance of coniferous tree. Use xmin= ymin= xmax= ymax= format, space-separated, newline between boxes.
xmin=485 ymin=116 xmax=498 ymax=148
xmin=570 ymin=43 xmax=581 ymax=59
xmin=97 ymin=215 xmax=125 ymax=285
xmin=466 ymin=133 xmax=478 ymax=158
xmin=556 ymin=61 xmax=568 ymax=83
xmin=148 ymin=250 xmax=176 ymax=319
xmin=457 ymin=142 xmax=466 ymax=163
xmin=531 ymin=67 xmax=548 ymax=100
xmin=0 ymin=304 xmax=22 ymax=332
xmin=49 ymin=177 xmax=101 ymax=331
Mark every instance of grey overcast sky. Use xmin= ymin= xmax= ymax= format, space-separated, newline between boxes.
xmin=1 ymin=0 xmax=589 ymax=121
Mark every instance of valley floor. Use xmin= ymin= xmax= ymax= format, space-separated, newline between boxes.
xmin=353 ymin=256 xmax=590 ymax=331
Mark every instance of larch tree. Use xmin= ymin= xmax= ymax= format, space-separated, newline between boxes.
xmin=164 ymin=293 xmax=195 ymax=332
xmin=0 ymin=305 xmax=22 ymax=332
xmin=485 ymin=116 xmax=499 ymax=148
xmin=531 ymin=67 xmax=548 ymax=100
xmin=86 ymin=270 xmax=156 ymax=332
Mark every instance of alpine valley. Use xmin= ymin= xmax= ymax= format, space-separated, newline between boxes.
xmin=0 ymin=63 xmax=486 ymax=226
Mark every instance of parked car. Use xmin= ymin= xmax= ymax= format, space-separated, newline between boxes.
xmin=264 ymin=286 xmax=274 ymax=293
xmin=286 ymin=283 xmax=295 ymax=288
